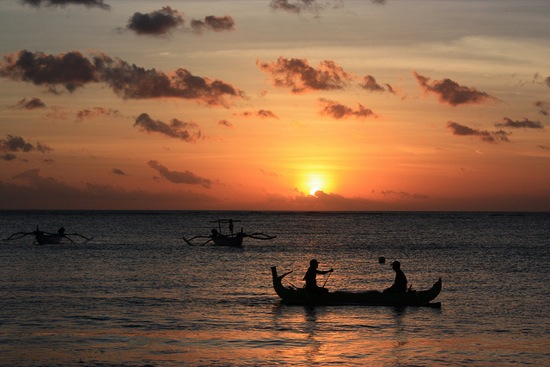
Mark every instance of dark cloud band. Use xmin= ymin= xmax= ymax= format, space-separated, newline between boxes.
xmin=0 ymin=50 xmax=245 ymax=106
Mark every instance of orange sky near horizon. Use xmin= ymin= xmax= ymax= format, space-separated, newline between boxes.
xmin=1 ymin=0 xmax=549 ymax=211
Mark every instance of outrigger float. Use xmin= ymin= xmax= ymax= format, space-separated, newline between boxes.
xmin=183 ymin=219 xmax=276 ymax=247
xmin=271 ymin=266 xmax=442 ymax=307
xmin=3 ymin=227 xmax=93 ymax=245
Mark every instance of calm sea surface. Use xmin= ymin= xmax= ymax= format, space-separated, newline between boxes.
xmin=0 ymin=211 xmax=549 ymax=367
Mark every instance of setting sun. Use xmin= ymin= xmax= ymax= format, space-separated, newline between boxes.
xmin=303 ymin=172 xmax=331 ymax=196
xmin=309 ymin=186 xmax=322 ymax=196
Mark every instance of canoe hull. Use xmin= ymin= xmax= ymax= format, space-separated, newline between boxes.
xmin=271 ymin=266 xmax=441 ymax=307
xmin=212 ymin=233 xmax=244 ymax=247
xmin=35 ymin=233 xmax=63 ymax=245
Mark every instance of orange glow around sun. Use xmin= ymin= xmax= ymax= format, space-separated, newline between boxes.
xmin=303 ymin=172 xmax=331 ymax=196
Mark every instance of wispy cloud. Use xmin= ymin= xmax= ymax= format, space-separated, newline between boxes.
xmin=218 ymin=119 xmax=233 ymax=127
xmin=147 ymin=160 xmax=212 ymax=188
xmin=1 ymin=168 xmax=216 ymax=210
xmin=0 ymin=50 xmax=245 ymax=106
xmin=319 ymin=98 xmax=376 ymax=119
xmin=126 ymin=7 xmax=184 ymax=36
xmin=14 ymin=97 xmax=46 ymax=110
xmin=191 ymin=15 xmax=235 ymax=33
xmin=20 ymin=0 xmax=110 ymax=10
xmin=76 ymin=107 xmax=119 ymax=121
xmin=235 ymin=109 xmax=278 ymax=119
xmin=379 ymin=190 xmax=429 ymax=200
xmin=111 ymin=168 xmax=126 ymax=176
xmin=360 ymin=75 xmax=395 ymax=94
xmin=269 ymin=0 xmax=324 ymax=14
xmin=134 ymin=113 xmax=202 ymax=142
xmin=414 ymin=72 xmax=495 ymax=106
xmin=447 ymin=121 xmax=510 ymax=143
xmin=269 ymin=0 xmax=385 ymax=15
xmin=495 ymin=117 xmax=543 ymax=129
xmin=1 ymin=134 xmax=52 ymax=161
xmin=534 ymin=101 xmax=550 ymax=116
xmin=257 ymin=57 xmax=353 ymax=94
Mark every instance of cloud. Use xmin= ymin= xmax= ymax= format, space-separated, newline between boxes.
xmin=360 ymin=75 xmax=395 ymax=94
xmin=147 ymin=160 xmax=212 ymax=188
xmin=1 ymin=153 xmax=17 ymax=161
xmin=1 ymin=168 xmax=216 ymax=210
xmin=257 ymin=57 xmax=353 ymax=94
xmin=134 ymin=113 xmax=202 ymax=142
xmin=0 ymin=50 xmax=245 ymax=106
xmin=265 ymin=189 xmax=382 ymax=211
xmin=191 ymin=15 xmax=235 ymax=33
xmin=379 ymin=190 xmax=429 ymax=200
xmin=76 ymin=106 xmax=119 ymax=120
xmin=414 ymin=72 xmax=495 ymax=106
xmin=269 ymin=0 xmax=322 ymax=14
xmin=218 ymin=119 xmax=233 ymax=127
xmin=533 ymin=73 xmax=550 ymax=88
xmin=1 ymin=134 xmax=52 ymax=161
xmin=319 ymin=98 xmax=376 ymax=119
xmin=45 ymin=106 xmax=69 ymax=120
xmin=96 ymin=54 xmax=245 ymax=105
xmin=0 ymin=50 xmax=97 ymax=93
xmin=127 ymin=7 xmax=184 ymax=36
xmin=269 ymin=0 xmax=385 ymax=14
xmin=14 ymin=97 xmax=46 ymax=110
xmin=534 ymin=101 xmax=550 ymax=116
xmin=236 ymin=109 xmax=278 ymax=119
xmin=447 ymin=121 xmax=510 ymax=143
xmin=20 ymin=0 xmax=110 ymax=10
xmin=111 ymin=168 xmax=126 ymax=175
xmin=495 ymin=117 xmax=543 ymax=129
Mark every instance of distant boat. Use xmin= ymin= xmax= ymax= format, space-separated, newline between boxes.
xmin=3 ymin=227 xmax=93 ymax=245
xmin=271 ymin=266 xmax=442 ymax=307
xmin=183 ymin=219 xmax=276 ymax=247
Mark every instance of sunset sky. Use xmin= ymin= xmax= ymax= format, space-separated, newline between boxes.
xmin=1 ymin=0 xmax=549 ymax=211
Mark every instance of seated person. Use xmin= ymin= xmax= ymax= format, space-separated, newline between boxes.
xmin=303 ymin=259 xmax=333 ymax=293
xmin=384 ymin=260 xmax=407 ymax=293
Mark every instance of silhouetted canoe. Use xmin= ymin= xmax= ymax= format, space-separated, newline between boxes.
xmin=184 ymin=219 xmax=276 ymax=247
xmin=3 ymin=227 xmax=93 ymax=245
xmin=34 ymin=231 xmax=64 ymax=245
xmin=271 ymin=266 xmax=442 ymax=307
xmin=211 ymin=232 xmax=246 ymax=247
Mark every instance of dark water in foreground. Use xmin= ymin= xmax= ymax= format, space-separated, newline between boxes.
xmin=1 ymin=211 xmax=549 ymax=366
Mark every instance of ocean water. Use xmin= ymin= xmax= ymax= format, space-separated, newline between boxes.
xmin=0 ymin=211 xmax=549 ymax=367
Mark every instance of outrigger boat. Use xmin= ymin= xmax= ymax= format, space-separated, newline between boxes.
xmin=3 ymin=227 xmax=93 ymax=245
xmin=184 ymin=219 xmax=276 ymax=247
xmin=271 ymin=266 xmax=442 ymax=307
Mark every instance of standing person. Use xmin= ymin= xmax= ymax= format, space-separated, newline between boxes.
xmin=303 ymin=259 xmax=333 ymax=293
xmin=384 ymin=260 xmax=407 ymax=293
xmin=228 ymin=219 xmax=234 ymax=235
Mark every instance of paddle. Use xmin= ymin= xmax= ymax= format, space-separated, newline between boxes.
xmin=322 ymin=269 xmax=333 ymax=287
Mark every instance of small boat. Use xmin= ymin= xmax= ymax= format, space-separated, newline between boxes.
xmin=3 ymin=227 xmax=93 ymax=245
xmin=271 ymin=266 xmax=442 ymax=307
xmin=35 ymin=230 xmax=64 ymax=245
xmin=184 ymin=219 xmax=276 ymax=247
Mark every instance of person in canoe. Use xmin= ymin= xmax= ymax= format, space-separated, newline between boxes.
xmin=384 ymin=260 xmax=407 ymax=293
xmin=303 ymin=259 xmax=333 ymax=293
